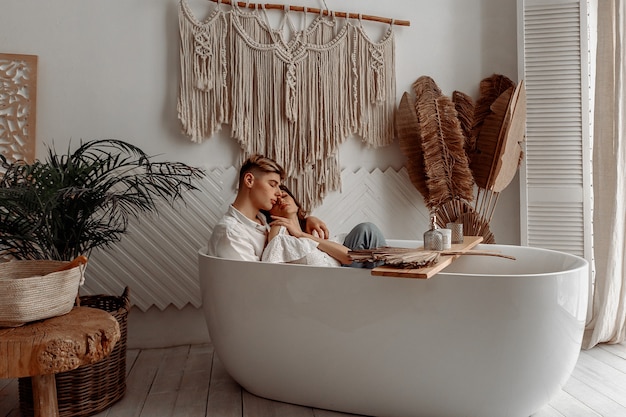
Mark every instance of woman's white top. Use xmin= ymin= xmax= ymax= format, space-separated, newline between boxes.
xmin=261 ymin=226 xmax=341 ymax=267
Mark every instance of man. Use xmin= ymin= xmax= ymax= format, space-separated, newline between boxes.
xmin=207 ymin=154 xmax=328 ymax=261
xmin=207 ymin=154 xmax=284 ymax=261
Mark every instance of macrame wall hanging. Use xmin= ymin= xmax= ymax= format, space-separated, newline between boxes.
xmin=178 ymin=0 xmax=409 ymax=210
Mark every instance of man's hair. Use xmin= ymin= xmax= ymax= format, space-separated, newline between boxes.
xmin=239 ymin=154 xmax=285 ymax=186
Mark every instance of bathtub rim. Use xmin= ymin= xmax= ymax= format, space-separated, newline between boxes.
xmin=198 ymin=242 xmax=589 ymax=279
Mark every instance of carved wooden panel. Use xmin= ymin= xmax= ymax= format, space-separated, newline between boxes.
xmin=0 ymin=53 xmax=38 ymax=164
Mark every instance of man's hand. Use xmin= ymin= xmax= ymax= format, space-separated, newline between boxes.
xmin=305 ymin=216 xmax=329 ymax=239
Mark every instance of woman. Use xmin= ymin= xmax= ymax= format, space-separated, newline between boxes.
xmin=262 ymin=186 xmax=386 ymax=267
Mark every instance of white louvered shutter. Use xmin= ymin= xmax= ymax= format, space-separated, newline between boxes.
xmin=518 ymin=0 xmax=593 ymax=263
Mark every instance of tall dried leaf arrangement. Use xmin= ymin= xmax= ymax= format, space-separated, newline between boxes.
xmin=396 ymin=74 xmax=526 ymax=243
xmin=396 ymin=76 xmax=474 ymax=228
xmin=469 ymin=77 xmax=526 ymax=240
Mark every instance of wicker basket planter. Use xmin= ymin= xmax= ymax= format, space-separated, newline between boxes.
xmin=18 ymin=287 xmax=130 ymax=417
xmin=0 ymin=260 xmax=83 ymax=328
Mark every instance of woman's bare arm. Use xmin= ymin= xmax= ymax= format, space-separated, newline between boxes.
xmin=270 ymin=215 xmax=351 ymax=264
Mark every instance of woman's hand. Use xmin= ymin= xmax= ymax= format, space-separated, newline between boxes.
xmin=270 ymin=215 xmax=305 ymax=238
xmin=304 ymin=216 xmax=329 ymax=239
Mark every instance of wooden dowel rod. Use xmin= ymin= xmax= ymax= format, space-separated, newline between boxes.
xmin=209 ymin=0 xmax=411 ymax=26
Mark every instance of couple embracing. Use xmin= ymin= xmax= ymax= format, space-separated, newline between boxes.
xmin=207 ymin=154 xmax=385 ymax=267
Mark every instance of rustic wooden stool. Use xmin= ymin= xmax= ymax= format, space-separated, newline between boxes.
xmin=0 ymin=307 xmax=120 ymax=417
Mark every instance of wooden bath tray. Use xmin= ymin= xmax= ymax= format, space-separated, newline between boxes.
xmin=371 ymin=236 xmax=484 ymax=279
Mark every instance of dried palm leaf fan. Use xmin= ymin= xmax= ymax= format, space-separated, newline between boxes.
xmin=411 ymin=76 xmax=474 ymax=224
xmin=396 ymin=92 xmax=428 ymax=200
xmin=452 ymin=90 xmax=475 ymax=151
xmin=469 ymin=77 xmax=527 ymax=241
xmin=396 ymin=78 xmax=475 ymax=230
xmin=469 ymin=74 xmax=516 ymax=155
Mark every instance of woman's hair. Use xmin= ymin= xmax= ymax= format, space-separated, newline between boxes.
xmin=238 ymin=154 xmax=285 ymax=187
xmin=278 ymin=184 xmax=308 ymax=220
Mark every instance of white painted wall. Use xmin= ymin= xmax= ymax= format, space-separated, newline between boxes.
xmin=0 ymin=0 xmax=520 ymax=244
xmin=0 ymin=0 xmax=520 ymax=346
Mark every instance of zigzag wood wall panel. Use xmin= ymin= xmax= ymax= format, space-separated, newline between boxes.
xmin=82 ymin=167 xmax=429 ymax=311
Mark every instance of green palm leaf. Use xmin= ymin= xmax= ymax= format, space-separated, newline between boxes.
xmin=0 ymin=139 xmax=205 ymax=261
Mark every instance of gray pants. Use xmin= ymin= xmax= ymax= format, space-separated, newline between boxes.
xmin=342 ymin=222 xmax=386 ymax=268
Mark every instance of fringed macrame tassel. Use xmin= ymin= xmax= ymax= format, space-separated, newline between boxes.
xmin=193 ymin=31 xmax=214 ymax=91
xmin=369 ymin=44 xmax=386 ymax=102
xmin=282 ymin=154 xmax=341 ymax=212
xmin=177 ymin=0 xmax=230 ymax=142
xmin=285 ymin=62 xmax=298 ymax=122
xmin=349 ymin=23 xmax=396 ymax=149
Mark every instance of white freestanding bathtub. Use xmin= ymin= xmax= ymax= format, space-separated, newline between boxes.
xmin=198 ymin=241 xmax=589 ymax=417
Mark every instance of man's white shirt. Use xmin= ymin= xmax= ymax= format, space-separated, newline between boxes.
xmin=207 ymin=205 xmax=269 ymax=261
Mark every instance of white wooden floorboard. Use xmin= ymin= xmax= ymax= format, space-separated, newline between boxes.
xmin=173 ymin=344 xmax=213 ymax=417
xmin=598 ymin=342 xmax=626 ymax=359
xmin=4 ymin=341 xmax=626 ymax=417
xmin=571 ymin=350 xmax=626 ymax=408
xmin=562 ymin=374 xmax=626 ymax=417
xmin=531 ymin=405 xmax=565 ymax=417
xmin=102 ymin=345 xmax=167 ymax=417
xmin=140 ymin=345 xmax=191 ymax=417
xmin=206 ymin=351 xmax=242 ymax=417
xmin=543 ymin=387 xmax=601 ymax=417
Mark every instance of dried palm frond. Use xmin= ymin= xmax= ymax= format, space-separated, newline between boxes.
xmin=470 ymin=87 xmax=514 ymax=190
xmin=412 ymin=76 xmax=449 ymax=208
xmin=443 ymin=98 xmax=475 ymax=203
xmin=470 ymin=74 xmax=515 ymax=150
xmin=412 ymin=76 xmax=474 ymax=209
xmin=492 ymin=80 xmax=526 ymax=192
xmin=396 ymin=92 xmax=428 ymax=200
xmin=452 ymin=90 xmax=474 ymax=151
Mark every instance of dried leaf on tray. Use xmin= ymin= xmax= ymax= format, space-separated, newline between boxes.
xmin=349 ymin=247 xmax=441 ymax=269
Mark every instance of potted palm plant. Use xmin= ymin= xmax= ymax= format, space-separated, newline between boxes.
xmin=0 ymin=138 xmax=204 ymax=260
xmin=0 ymin=138 xmax=204 ymax=417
